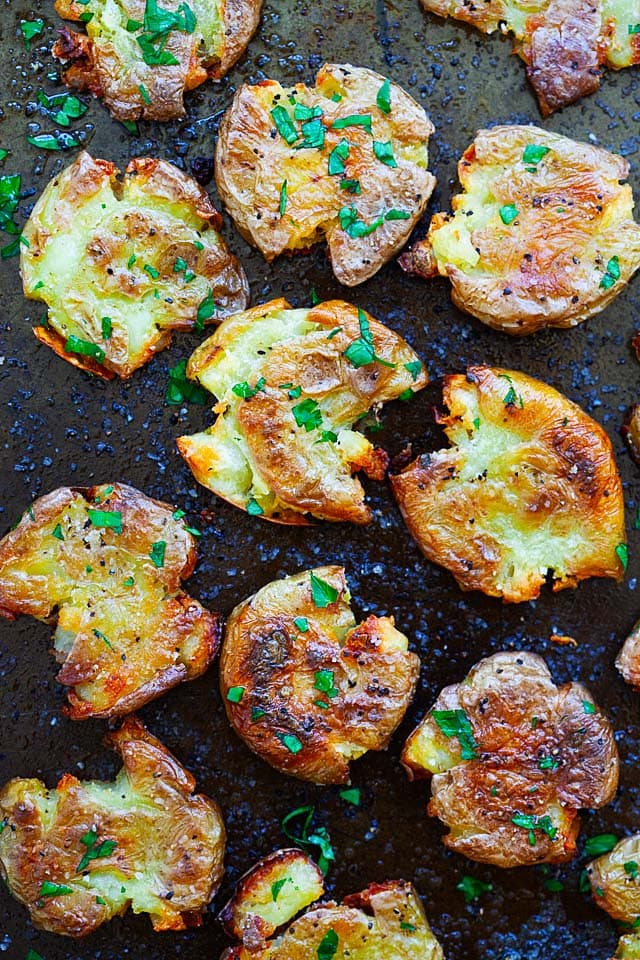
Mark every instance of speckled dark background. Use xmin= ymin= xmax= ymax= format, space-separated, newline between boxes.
xmin=0 ymin=1 xmax=639 ymax=958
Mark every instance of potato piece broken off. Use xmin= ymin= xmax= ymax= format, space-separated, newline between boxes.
xmin=616 ymin=621 xmax=640 ymax=688
xmin=402 ymin=651 xmax=619 ymax=868
xmin=0 ymin=483 xmax=220 ymax=719
xmin=220 ymin=566 xmax=419 ymax=784
xmin=53 ymin=0 xmax=262 ymax=121
xmin=399 ymin=126 xmax=640 ymax=334
xmin=0 ymin=716 xmax=225 ymax=937
xmin=390 ymin=365 xmax=626 ymax=602
xmin=417 ymin=0 xmax=640 ymax=114
xmin=587 ymin=834 xmax=640 ymax=927
xmin=215 ymin=63 xmax=435 ymax=286
xmin=219 ymin=849 xmax=324 ymax=948
xmin=22 ymin=152 xmax=248 ymax=379
xmin=177 ymin=298 xmax=427 ymax=524
xmin=220 ymin=866 xmax=443 ymax=960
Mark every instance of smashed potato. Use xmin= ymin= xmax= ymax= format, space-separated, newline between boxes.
xmin=22 ymin=152 xmax=248 ymax=379
xmin=616 ymin=621 xmax=640 ymax=688
xmin=399 ymin=126 xmax=640 ymax=334
xmin=402 ymin=651 xmax=619 ymax=868
xmin=219 ymin=849 xmax=324 ymax=946
xmin=0 ymin=715 xmax=225 ymax=937
xmin=177 ymin=298 xmax=427 ymax=524
xmin=615 ymin=935 xmax=640 ymax=959
xmin=418 ymin=0 xmax=640 ymax=114
xmin=390 ymin=365 xmax=626 ymax=602
xmin=54 ymin=0 xmax=262 ymax=121
xmin=220 ymin=566 xmax=419 ymax=784
xmin=588 ymin=834 xmax=640 ymax=926
xmin=0 ymin=483 xmax=219 ymax=719
xmin=215 ymin=63 xmax=435 ymax=286
xmin=220 ymin=860 xmax=443 ymax=960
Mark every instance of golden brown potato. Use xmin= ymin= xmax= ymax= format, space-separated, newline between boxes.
xmin=622 ymin=405 xmax=640 ymax=465
xmin=402 ymin=651 xmax=619 ymax=868
xmin=417 ymin=0 xmax=640 ymax=114
xmin=22 ymin=152 xmax=248 ymax=379
xmin=53 ymin=0 xmax=262 ymax=121
xmin=220 ymin=566 xmax=420 ymax=784
xmin=399 ymin=126 xmax=640 ymax=334
xmin=615 ymin=935 xmax=640 ymax=959
xmin=215 ymin=63 xmax=436 ymax=286
xmin=220 ymin=868 xmax=443 ymax=960
xmin=219 ymin=849 xmax=324 ymax=947
xmin=616 ymin=621 xmax=640 ymax=688
xmin=0 ymin=715 xmax=225 ymax=937
xmin=177 ymin=298 xmax=428 ymax=524
xmin=390 ymin=365 xmax=626 ymax=602
xmin=0 ymin=483 xmax=219 ymax=719
xmin=587 ymin=834 xmax=640 ymax=926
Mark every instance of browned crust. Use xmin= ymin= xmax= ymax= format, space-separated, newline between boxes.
xmin=0 ymin=715 xmax=225 ymax=937
xmin=33 ymin=325 xmax=116 ymax=380
xmin=0 ymin=483 xmax=220 ymax=718
xmin=402 ymin=650 xmax=619 ymax=867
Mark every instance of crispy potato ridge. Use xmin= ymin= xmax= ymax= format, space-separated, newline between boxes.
xmin=616 ymin=621 xmax=640 ymax=688
xmin=0 ymin=483 xmax=220 ymax=719
xmin=0 ymin=716 xmax=225 ymax=937
xmin=220 ymin=877 xmax=443 ymax=960
xmin=402 ymin=651 xmax=619 ymax=868
xmin=21 ymin=152 xmax=248 ymax=379
xmin=220 ymin=566 xmax=420 ymax=784
xmin=417 ymin=0 xmax=640 ymax=114
xmin=588 ymin=835 xmax=640 ymax=924
xmin=215 ymin=63 xmax=435 ymax=286
xmin=53 ymin=0 xmax=262 ymax=121
xmin=399 ymin=126 xmax=640 ymax=334
xmin=177 ymin=298 xmax=428 ymax=524
xmin=390 ymin=365 xmax=626 ymax=602
xmin=219 ymin=848 xmax=324 ymax=945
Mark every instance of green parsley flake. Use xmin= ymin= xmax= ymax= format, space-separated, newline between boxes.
xmin=616 ymin=542 xmax=629 ymax=571
xmin=511 ymin=813 xmax=558 ymax=845
xmin=624 ymin=860 xmax=639 ymax=879
xmin=166 ymin=359 xmax=208 ymax=405
xmin=21 ymin=19 xmax=45 ymax=50
xmin=149 ymin=540 xmax=166 ymax=568
xmin=246 ymin=497 xmax=264 ymax=516
xmin=332 ymin=114 xmax=372 ymax=133
xmin=38 ymin=881 xmax=73 ymax=898
xmin=52 ymin=523 xmax=65 ymax=541
xmin=310 ymin=572 xmax=338 ymax=607
xmin=87 ymin=508 xmax=123 ymax=534
xmin=314 ymin=669 xmax=338 ymax=698
xmin=457 ymin=874 xmax=493 ymax=903
xmin=499 ymin=203 xmax=519 ymax=225
xmin=376 ymin=78 xmax=391 ymax=114
xmin=404 ymin=360 xmax=422 ymax=381
xmin=340 ymin=178 xmax=361 ymax=194
xmin=279 ymin=179 xmax=288 ymax=217
xmin=271 ymin=105 xmax=298 ymax=144
xmin=373 ymin=140 xmax=397 ymax=168
xmin=292 ymin=397 xmax=323 ymax=431
xmin=600 ymin=255 xmax=621 ymax=290
xmin=432 ymin=708 xmax=478 ymax=760
xmin=277 ymin=732 xmax=303 ymax=754
xmin=582 ymin=699 xmax=596 ymax=715
xmin=294 ymin=616 xmax=309 ymax=632
xmin=77 ymin=832 xmax=117 ymax=872
xmin=343 ymin=308 xmax=396 ymax=369
xmin=328 ymin=138 xmax=350 ymax=176
xmin=65 ymin=335 xmax=105 ymax=364
xmin=339 ymin=787 xmax=360 ymax=806
xmin=317 ymin=928 xmax=339 ymax=960
xmin=271 ymin=877 xmax=289 ymax=901
xmin=227 ymin=686 xmax=245 ymax=703
xmin=196 ymin=289 xmax=216 ymax=329
xmin=584 ymin=834 xmax=619 ymax=857
xmin=522 ymin=144 xmax=550 ymax=165
xmin=232 ymin=377 xmax=266 ymax=400
xmin=101 ymin=316 xmax=112 ymax=340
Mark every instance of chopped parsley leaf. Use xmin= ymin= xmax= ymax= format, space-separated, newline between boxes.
xmin=38 ymin=881 xmax=73 ymax=898
xmin=310 ymin=572 xmax=338 ymax=607
xmin=373 ymin=140 xmax=397 ymax=168
xmin=522 ymin=144 xmax=550 ymax=165
xmin=279 ymin=179 xmax=288 ymax=217
xmin=343 ymin=308 xmax=396 ymax=369
xmin=376 ymin=77 xmax=391 ymax=113
xmin=294 ymin=616 xmax=309 ymax=632
xmin=87 ymin=508 xmax=123 ymax=534
xmin=276 ymin=732 xmax=303 ymax=754
xmin=271 ymin=877 xmax=289 ymax=901
xmin=457 ymin=874 xmax=493 ymax=903
xmin=246 ymin=497 xmax=264 ymax=516
xmin=317 ymin=928 xmax=339 ymax=960
xmin=227 ymin=686 xmax=245 ymax=703
xmin=314 ymin=669 xmax=338 ymax=698
xmin=332 ymin=114 xmax=372 ymax=133
xmin=339 ymin=787 xmax=360 ymax=806
xmin=52 ymin=523 xmax=65 ymax=541
xmin=65 ymin=335 xmax=105 ymax=364
xmin=271 ymin=105 xmax=298 ymax=144
xmin=149 ymin=541 xmax=166 ymax=568
xmin=77 ymin=833 xmax=117 ymax=872
xmin=432 ymin=708 xmax=478 ymax=760
xmin=328 ymin=138 xmax=349 ymax=176
xmin=584 ymin=834 xmax=619 ymax=857
xmin=616 ymin=542 xmax=628 ymax=571
xmin=292 ymin=397 xmax=323 ymax=431
xmin=499 ymin=203 xmax=519 ymax=225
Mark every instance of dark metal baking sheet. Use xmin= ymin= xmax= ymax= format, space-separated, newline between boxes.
xmin=1 ymin=2 xmax=639 ymax=958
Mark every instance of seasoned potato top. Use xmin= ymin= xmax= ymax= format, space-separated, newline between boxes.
xmin=21 ymin=152 xmax=248 ymax=378
xmin=177 ymin=298 xmax=427 ymax=524
xmin=400 ymin=126 xmax=640 ymax=334
xmin=215 ymin=63 xmax=435 ymax=286
xmin=0 ymin=716 xmax=225 ymax=938
xmin=402 ymin=651 xmax=619 ymax=868
xmin=616 ymin=620 xmax=640 ymax=689
xmin=391 ymin=365 xmax=626 ymax=602
xmin=0 ymin=483 xmax=219 ymax=719
xmin=220 ymin=566 xmax=420 ymax=784
xmin=418 ymin=0 xmax=640 ymax=114
xmin=587 ymin=835 xmax=640 ymax=924
xmin=222 ymin=877 xmax=443 ymax=960
xmin=54 ymin=0 xmax=262 ymax=120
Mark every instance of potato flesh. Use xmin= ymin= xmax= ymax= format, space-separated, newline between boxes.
xmin=0 ymin=484 xmax=217 ymax=718
xmin=588 ymin=834 xmax=640 ymax=924
xmin=402 ymin=651 xmax=619 ymax=867
xmin=391 ymin=365 xmax=626 ymax=601
xmin=226 ymin=881 xmax=443 ymax=960
xmin=0 ymin=719 xmax=225 ymax=937
xmin=179 ymin=299 xmax=427 ymax=521
xmin=616 ymin=935 xmax=640 ymax=959
xmin=21 ymin=154 xmax=247 ymax=377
